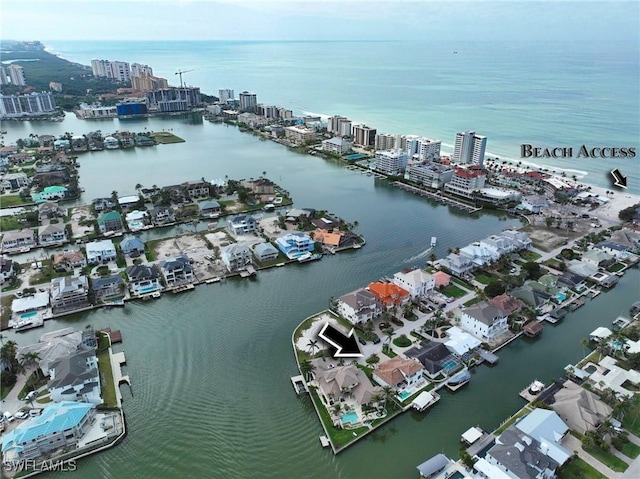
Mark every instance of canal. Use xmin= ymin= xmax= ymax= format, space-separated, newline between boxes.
xmin=2 ymin=115 xmax=638 ymax=478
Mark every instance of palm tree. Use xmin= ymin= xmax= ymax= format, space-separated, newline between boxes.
xmin=299 ymin=359 xmax=315 ymax=381
xmin=135 ymin=183 xmax=143 ymax=191
xmin=307 ymin=338 xmax=320 ymax=357
xmin=383 ymin=328 xmax=395 ymax=353
xmin=580 ymin=338 xmax=590 ymax=359
xmin=19 ymin=351 xmax=40 ymax=373
xmin=381 ymin=386 xmax=396 ymax=411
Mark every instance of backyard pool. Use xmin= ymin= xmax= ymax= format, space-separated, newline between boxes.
xmin=442 ymin=360 xmax=458 ymax=372
xmin=556 ymin=292 xmax=567 ymax=302
xmin=341 ymin=412 xmax=359 ymax=425
xmin=20 ymin=311 xmax=38 ymax=319
xmin=139 ymin=286 xmax=158 ymax=293
xmin=398 ymin=391 xmax=411 ymax=401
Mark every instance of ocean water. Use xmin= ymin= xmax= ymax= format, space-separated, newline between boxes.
xmin=44 ymin=40 xmax=639 ymax=190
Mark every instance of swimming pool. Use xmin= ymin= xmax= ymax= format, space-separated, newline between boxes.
xmin=556 ymin=292 xmax=567 ymax=302
xmin=398 ymin=391 xmax=411 ymax=401
xmin=341 ymin=412 xmax=359 ymax=425
xmin=21 ymin=312 xmax=38 ymax=319
xmin=139 ymin=286 xmax=158 ymax=293
xmin=442 ymin=360 xmax=458 ymax=372
xmin=449 ymin=472 xmax=465 ymax=479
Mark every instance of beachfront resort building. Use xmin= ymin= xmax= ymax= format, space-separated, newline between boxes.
xmin=1 ymin=402 xmax=96 ymax=463
xmin=452 ymin=130 xmax=486 ymax=167
xmin=444 ymin=167 xmax=487 ymax=199
xmin=276 ymin=232 xmax=314 ymax=259
xmin=284 ymin=125 xmax=316 ymax=145
xmin=374 ymin=149 xmax=408 ymax=176
xmin=352 ymin=124 xmax=377 ymax=147
xmin=404 ymin=162 xmax=454 ymax=189
xmin=336 ymin=288 xmax=382 ymax=325
xmin=48 ymin=349 xmax=102 ymax=405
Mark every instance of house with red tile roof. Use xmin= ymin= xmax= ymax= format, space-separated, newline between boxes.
xmin=373 ymin=357 xmax=425 ymax=391
xmin=367 ymin=282 xmax=410 ymax=308
xmin=489 ymin=293 xmax=524 ymax=315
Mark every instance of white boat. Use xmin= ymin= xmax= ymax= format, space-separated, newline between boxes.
xmin=528 ymin=380 xmax=545 ymax=395
xmin=352 ymin=243 xmax=362 ymax=249
xmin=151 ymin=291 xmax=161 ymax=299
xmin=263 ymin=203 xmax=276 ymax=212
xmin=297 ymin=252 xmax=322 ymax=263
xmin=431 ymin=237 xmax=437 ymax=247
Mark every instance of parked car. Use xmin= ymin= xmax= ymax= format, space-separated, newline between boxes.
xmin=3 ymin=412 xmax=15 ymax=422
xmin=446 ymin=297 xmax=454 ymax=303
xmin=29 ymin=409 xmax=43 ymax=418
xmin=358 ymin=337 xmax=367 ymax=346
xmin=15 ymin=410 xmax=29 ymax=420
xmin=24 ymin=390 xmax=38 ymax=401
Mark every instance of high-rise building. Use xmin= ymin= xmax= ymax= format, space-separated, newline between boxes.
xmin=327 ymin=116 xmax=353 ymax=137
xmin=145 ymin=87 xmax=201 ymax=112
xmin=218 ymin=89 xmax=234 ymax=103
xmin=0 ymin=92 xmax=56 ymax=119
xmin=8 ymin=64 xmax=26 ymax=86
xmin=403 ymin=136 xmax=441 ymax=162
xmin=238 ymin=91 xmax=257 ymax=112
xmin=131 ymin=75 xmax=169 ymax=91
xmin=91 ymin=59 xmax=131 ymax=83
xmin=444 ymin=167 xmax=487 ymax=198
xmin=375 ymin=133 xmax=398 ymax=151
xmin=453 ymin=130 xmax=487 ymax=167
xmin=131 ymin=63 xmax=153 ymax=78
xmin=374 ymin=149 xmax=408 ymax=175
xmin=352 ymin=124 xmax=377 ymax=147
xmin=0 ymin=66 xmax=7 ymax=85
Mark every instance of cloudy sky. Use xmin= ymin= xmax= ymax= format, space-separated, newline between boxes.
xmin=1 ymin=0 xmax=638 ymax=42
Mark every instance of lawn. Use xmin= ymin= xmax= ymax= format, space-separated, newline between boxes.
xmin=149 ymin=132 xmax=185 ymax=144
xmin=463 ymin=296 xmax=483 ymax=307
xmin=608 ymin=263 xmax=626 ymax=273
xmin=620 ymin=441 xmax=640 ymax=459
xmin=583 ymin=445 xmax=628 ymax=472
xmin=441 ymin=284 xmax=467 ymax=299
xmin=521 ymin=250 xmax=542 ymax=261
xmin=557 ymin=457 xmax=607 ymax=479
xmin=1 ymin=294 xmax=14 ymax=330
xmin=0 ymin=194 xmax=30 ymax=207
xmin=474 ymin=272 xmax=498 ymax=285
xmin=451 ymin=277 xmax=473 ymax=290
xmin=0 ymin=216 xmax=23 ymax=231
xmin=622 ymin=394 xmax=640 ymax=436
xmin=97 ymin=334 xmax=118 ymax=407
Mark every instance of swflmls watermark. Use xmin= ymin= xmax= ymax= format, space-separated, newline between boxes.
xmin=3 ymin=459 xmax=77 ymax=472
xmin=521 ymin=144 xmax=637 ymax=159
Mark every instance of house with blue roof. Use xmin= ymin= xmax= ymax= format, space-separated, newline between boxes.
xmin=252 ymin=242 xmax=279 ymax=262
xmin=1 ymin=402 xmax=95 ymax=462
xmin=514 ymin=408 xmax=572 ymax=466
xmin=275 ymin=232 xmax=314 ymax=259
xmin=119 ymin=236 xmax=145 ymax=257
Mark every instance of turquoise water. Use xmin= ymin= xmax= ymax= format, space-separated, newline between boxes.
xmin=37 ymin=40 xmax=639 ymax=191
xmin=442 ymin=360 xmax=458 ymax=372
xmin=557 ymin=292 xmax=567 ymax=302
xmin=398 ymin=391 xmax=411 ymax=401
xmin=20 ymin=312 xmax=37 ymax=319
xmin=450 ymin=472 xmax=465 ymax=479
xmin=341 ymin=412 xmax=359 ymax=425
xmin=139 ymin=286 xmax=157 ymax=293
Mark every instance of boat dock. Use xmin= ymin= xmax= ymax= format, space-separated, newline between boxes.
xmin=445 ymin=369 xmax=471 ymax=391
xmin=568 ymin=298 xmax=585 ymax=311
xmin=171 ymin=284 xmax=195 ymax=294
xmin=519 ymin=380 xmax=545 ymax=402
xmin=410 ymin=390 xmax=441 ymax=412
xmin=240 ymin=265 xmax=257 ymax=278
xmin=392 ymin=182 xmax=483 ymax=213
xmin=319 ymin=436 xmax=330 ymax=448
xmin=291 ymin=375 xmax=308 ymax=395
xmin=464 ymin=429 xmax=496 ymax=457
xmin=477 ymin=349 xmax=499 ymax=365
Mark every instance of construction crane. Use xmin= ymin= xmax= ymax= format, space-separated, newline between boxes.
xmin=175 ymin=69 xmax=194 ymax=88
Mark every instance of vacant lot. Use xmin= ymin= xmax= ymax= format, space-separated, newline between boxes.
xmin=69 ymin=205 xmax=96 ymax=239
xmin=153 ymin=233 xmax=225 ymax=281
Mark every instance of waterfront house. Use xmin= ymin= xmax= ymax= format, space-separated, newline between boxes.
xmin=252 ymin=242 xmax=280 ymax=262
xmin=440 ymin=252 xmax=474 ymax=276
xmin=53 ymin=250 xmax=86 ymax=272
xmin=500 ymin=230 xmax=532 ymax=250
xmin=1 ymin=402 xmax=96 ymax=463
xmin=367 ymin=282 xmax=410 ymax=308
xmin=285 ymin=208 xmax=313 ymax=223
xmin=312 ymin=361 xmax=381 ymax=409
xmin=550 ymin=380 xmax=612 ymax=435
xmin=159 ymin=255 xmax=195 ymax=286
xmin=31 ymin=185 xmax=68 ymax=203
xmin=336 ymin=288 xmax=382 ymax=325
xmin=488 ymin=294 xmax=524 ymax=316
xmin=149 ymin=206 xmax=175 ymax=225
xmin=48 ymin=349 xmax=102 ymax=405
xmin=119 ymin=236 xmax=145 ymax=257
xmin=276 ymin=232 xmax=314 ymax=259
xmin=183 ymin=180 xmax=211 ymax=200
xmin=38 ymin=223 xmax=67 ymax=246
xmin=126 ymin=264 xmax=161 ymax=296
xmin=594 ymin=241 xmax=631 ymax=260
xmin=404 ymin=342 xmax=451 ymax=379
xmin=85 ymin=239 xmax=117 ymax=264
xmin=372 ymin=357 xmax=425 ymax=392
xmin=610 ymin=228 xmax=640 ymax=253
xmin=557 ymin=271 xmax=587 ymax=291
xmin=480 ymin=426 xmax=561 ymax=479
xmin=459 ymin=243 xmax=498 ymax=267
xmin=245 ymin=178 xmax=275 ymax=195
xmin=118 ymin=195 xmax=140 ymax=211
xmin=433 ymin=271 xmax=451 ymax=287
xmin=97 ymin=210 xmax=124 ymax=234
xmin=514 ymin=409 xmax=571 ymax=465
xmin=443 ymin=326 xmax=481 ymax=356
xmin=0 ymin=256 xmax=16 ymax=284
xmin=17 ymin=328 xmax=87 ymax=375
xmin=91 ymin=274 xmax=125 ymax=302
xmin=566 ymin=260 xmax=597 ymax=279
xmin=519 ymin=195 xmax=549 ymax=213
xmin=581 ymin=249 xmax=615 ymax=268
xmin=1 ymin=172 xmax=29 ymax=190
xmin=589 ymin=356 xmax=640 ymax=399
xmin=313 ymin=229 xmax=359 ymax=249
xmin=229 ymin=215 xmax=257 ymax=235
xmin=220 ymin=244 xmax=253 ymax=272
xmin=1 ymin=228 xmax=36 ymax=251
xmin=50 ymin=275 xmax=89 ymax=312
xmin=38 ymin=201 xmax=66 ymax=220
xmin=459 ymin=302 xmax=509 ymax=342
xmin=12 ymin=292 xmax=50 ymax=317
xmin=103 ymin=136 xmax=119 ymax=149
xmin=125 ymin=210 xmax=149 ymax=231
xmin=510 ymin=282 xmax=552 ymax=312
xmin=198 ymin=200 xmax=221 ymax=218
xmin=392 ymin=269 xmax=435 ymax=298
xmin=480 ymin=234 xmax=518 ymax=257
xmin=322 ymin=137 xmax=352 ymax=155
xmin=162 ymin=184 xmax=188 ymax=204
xmin=92 ymin=197 xmax=115 ymax=212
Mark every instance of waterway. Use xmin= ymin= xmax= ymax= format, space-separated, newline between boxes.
xmin=1 ymin=116 xmax=638 ymax=478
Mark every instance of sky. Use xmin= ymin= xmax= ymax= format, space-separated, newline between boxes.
xmin=0 ymin=0 xmax=638 ymax=42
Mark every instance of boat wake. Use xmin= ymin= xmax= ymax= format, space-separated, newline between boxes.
xmin=402 ymin=246 xmax=434 ymax=264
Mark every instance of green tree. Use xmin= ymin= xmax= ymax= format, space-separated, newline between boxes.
xmin=299 ymin=359 xmax=315 ymax=381
xmin=484 ymin=280 xmax=506 ymax=298
xmin=522 ymin=261 xmax=543 ymax=281
xmin=366 ymin=354 xmax=380 ymax=366
xmin=307 ymin=339 xmax=320 ymax=357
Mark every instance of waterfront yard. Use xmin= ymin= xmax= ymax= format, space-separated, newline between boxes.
xmin=557 ymin=457 xmax=607 ymax=479
xmin=440 ymin=284 xmax=467 ymax=299
xmin=149 ymin=131 xmax=185 ymax=144
xmin=0 ymin=194 xmax=30 ymax=208
xmin=152 ymin=232 xmax=224 ymax=281
xmin=69 ymin=205 xmax=96 ymax=239
xmin=97 ymin=334 xmax=117 ymax=407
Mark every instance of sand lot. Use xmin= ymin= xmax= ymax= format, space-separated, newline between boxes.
xmin=295 ymin=312 xmax=340 ymax=353
xmin=69 ymin=206 xmax=96 ymax=239
xmin=153 ymin=233 xmax=226 ymax=281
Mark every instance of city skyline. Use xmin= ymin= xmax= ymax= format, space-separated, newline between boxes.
xmin=1 ymin=1 xmax=638 ymax=42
